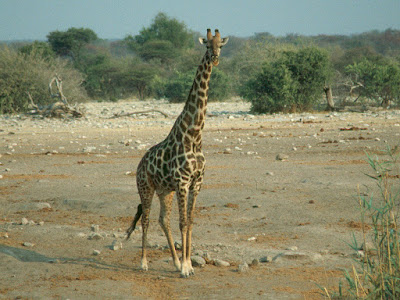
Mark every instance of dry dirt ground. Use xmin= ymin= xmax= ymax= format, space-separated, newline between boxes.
xmin=1 ymin=100 xmax=400 ymax=299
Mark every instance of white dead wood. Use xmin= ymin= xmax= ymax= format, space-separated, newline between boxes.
xmin=109 ymin=109 xmax=169 ymax=119
xmin=28 ymin=74 xmax=85 ymax=118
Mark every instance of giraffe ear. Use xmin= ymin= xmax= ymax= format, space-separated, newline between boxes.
xmin=199 ymin=37 xmax=207 ymax=45
xmin=220 ymin=37 xmax=229 ymax=47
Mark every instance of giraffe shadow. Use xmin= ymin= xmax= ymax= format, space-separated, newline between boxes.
xmin=0 ymin=243 xmax=134 ymax=271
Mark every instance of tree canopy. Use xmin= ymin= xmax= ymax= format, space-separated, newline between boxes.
xmin=47 ymin=27 xmax=98 ymax=59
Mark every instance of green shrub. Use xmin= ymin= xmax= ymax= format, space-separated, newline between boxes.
xmin=0 ymin=46 xmax=87 ymax=114
xmin=164 ymin=67 xmax=232 ymax=103
xmin=164 ymin=69 xmax=193 ymax=103
xmin=241 ymin=47 xmax=332 ymax=113
xmin=346 ymin=58 xmax=400 ymax=107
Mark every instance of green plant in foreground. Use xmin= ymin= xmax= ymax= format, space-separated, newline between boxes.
xmin=324 ymin=145 xmax=400 ymax=299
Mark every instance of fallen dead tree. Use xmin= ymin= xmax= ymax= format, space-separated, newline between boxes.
xmin=109 ymin=109 xmax=169 ymax=119
xmin=28 ymin=74 xmax=85 ymax=118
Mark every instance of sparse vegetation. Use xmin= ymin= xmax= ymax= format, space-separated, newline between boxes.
xmin=0 ymin=46 xmax=86 ymax=114
xmin=323 ymin=146 xmax=400 ymax=299
xmin=1 ymin=12 xmax=400 ymax=113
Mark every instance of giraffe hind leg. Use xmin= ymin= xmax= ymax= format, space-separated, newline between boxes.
xmin=158 ymin=191 xmax=181 ymax=271
xmin=137 ymin=180 xmax=155 ymax=271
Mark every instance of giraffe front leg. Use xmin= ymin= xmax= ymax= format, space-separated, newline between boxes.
xmin=176 ymin=185 xmax=190 ymax=278
xmin=186 ymin=184 xmax=201 ymax=276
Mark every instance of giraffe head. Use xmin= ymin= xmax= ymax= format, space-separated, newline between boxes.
xmin=199 ymin=29 xmax=229 ymax=66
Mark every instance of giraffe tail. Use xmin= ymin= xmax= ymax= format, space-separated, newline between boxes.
xmin=126 ymin=204 xmax=143 ymax=240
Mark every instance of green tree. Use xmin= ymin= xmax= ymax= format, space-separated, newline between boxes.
xmin=124 ymin=12 xmax=193 ymax=64
xmin=164 ymin=67 xmax=231 ymax=103
xmin=81 ymin=53 xmax=123 ymax=100
xmin=136 ymin=40 xmax=177 ymax=64
xmin=47 ymin=27 xmax=98 ymax=60
xmin=242 ymin=47 xmax=332 ymax=113
xmin=19 ymin=41 xmax=55 ymax=59
xmin=346 ymin=58 xmax=400 ymax=106
xmin=122 ymin=61 xmax=159 ymax=100
xmin=241 ymin=62 xmax=297 ymax=113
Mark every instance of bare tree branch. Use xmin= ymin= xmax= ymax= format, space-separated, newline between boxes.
xmin=110 ymin=109 xmax=169 ymax=119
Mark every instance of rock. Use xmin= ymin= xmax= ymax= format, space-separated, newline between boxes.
xmin=311 ymin=253 xmax=323 ymax=261
xmin=238 ymin=263 xmax=249 ymax=273
xmin=247 ymin=236 xmax=256 ymax=241
xmin=93 ymin=249 xmax=101 ymax=256
xmin=91 ymin=224 xmax=100 ymax=232
xmin=38 ymin=221 xmax=44 ymax=226
xmin=88 ymin=233 xmax=103 ymax=240
xmin=191 ymin=255 xmax=206 ymax=268
xmin=251 ymin=259 xmax=259 ymax=266
xmin=174 ymin=241 xmax=182 ymax=250
xmin=111 ymin=240 xmax=122 ymax=251
xmin=214 ymin=259 xmax=230 ymax=267
xmin=36 ymin=202 xmax=51 ymax=210
xmin=286 ymin=246 xmax=298 ymax=251
xmin=21 ymin=217 xmax=29 ymax=225
xmin=23 ymin=242 xmax=34 ymax=247
xmin=223 ymin=148 xmax=233 ymax=154
xmin=203 ymin=252 xmax=212 ymax=263
xmin=319 ymin=249 xmax=329 ymax=255
xmin=266 ymin=171 xmax=274 ymax=176
xmin=260 ymin=256 xmax=273 ymax=263
xmin=77 ymin=232 xmax=86 ymax=238
xmin=82 ymin=146 xmax=96 ymax=153
xmin=276 ymin=153 xmax=289 ymax=161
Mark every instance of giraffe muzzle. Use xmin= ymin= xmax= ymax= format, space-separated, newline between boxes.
xmin=211 ymin=55 xmax=219 ymax=66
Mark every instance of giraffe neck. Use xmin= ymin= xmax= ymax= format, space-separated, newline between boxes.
xmin=167 ymin=52 xmax=213 ymax=148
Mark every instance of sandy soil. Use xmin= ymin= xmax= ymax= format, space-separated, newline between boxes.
xmin=1 ymin=100 xmax=400 ymax=299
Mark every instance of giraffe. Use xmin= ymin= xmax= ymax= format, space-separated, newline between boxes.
xmin=126 ymin=29 xmax=229 ymax=278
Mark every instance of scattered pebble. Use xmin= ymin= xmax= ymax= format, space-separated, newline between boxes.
xmin=23 ymin=242 xmax=34 ymax=247
xmin=223 ymin=148 xmax=232 ymax=154
xmin=286 ymin=246 xmax=298 ymax=251
xmin=251 ymin=259 xmax=259 ymax=267
xmin=111 ymin=240 xmax=122 ymax=251
xmin=191 ymin=255 xmax=206 ymax=268
xmin=214 ymin=259 xmax=230 ymax=267
xmin=238 ymin=263 xmax=249 ymax=273
xmin=174 ymin=241 xmax=182 ymax=250
xmin=88 ymin=233 xmax=103 ymax=240
xmin=36 ymin=202 xmax=51 ymax=210
xmin=82 ymin=146 xmax=96 ymax=153
xmin=21 ymin=218 xmax=29 ymax=225
xmin=276 ymin=153 xmax=289 ymax=161
xmin=93 ymin=250 xmax=101 ymax=256
xmin=91 ymin=224 xmax=100 ymax=232
xmin=260 ymin=256 xmax=273 ymax=263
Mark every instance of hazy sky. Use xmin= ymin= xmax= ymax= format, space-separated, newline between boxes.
xmin=1 ymin=0 xmax=399 ymax=41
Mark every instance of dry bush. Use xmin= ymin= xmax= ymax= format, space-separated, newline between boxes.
xmin=0 ymin=46 xmax=87 ymax=114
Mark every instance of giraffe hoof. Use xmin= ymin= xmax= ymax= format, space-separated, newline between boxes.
xmin=180 ymin=272 xmax=190 ymax=278
xmin=141 ymin=260 xmax=149 ymax=271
